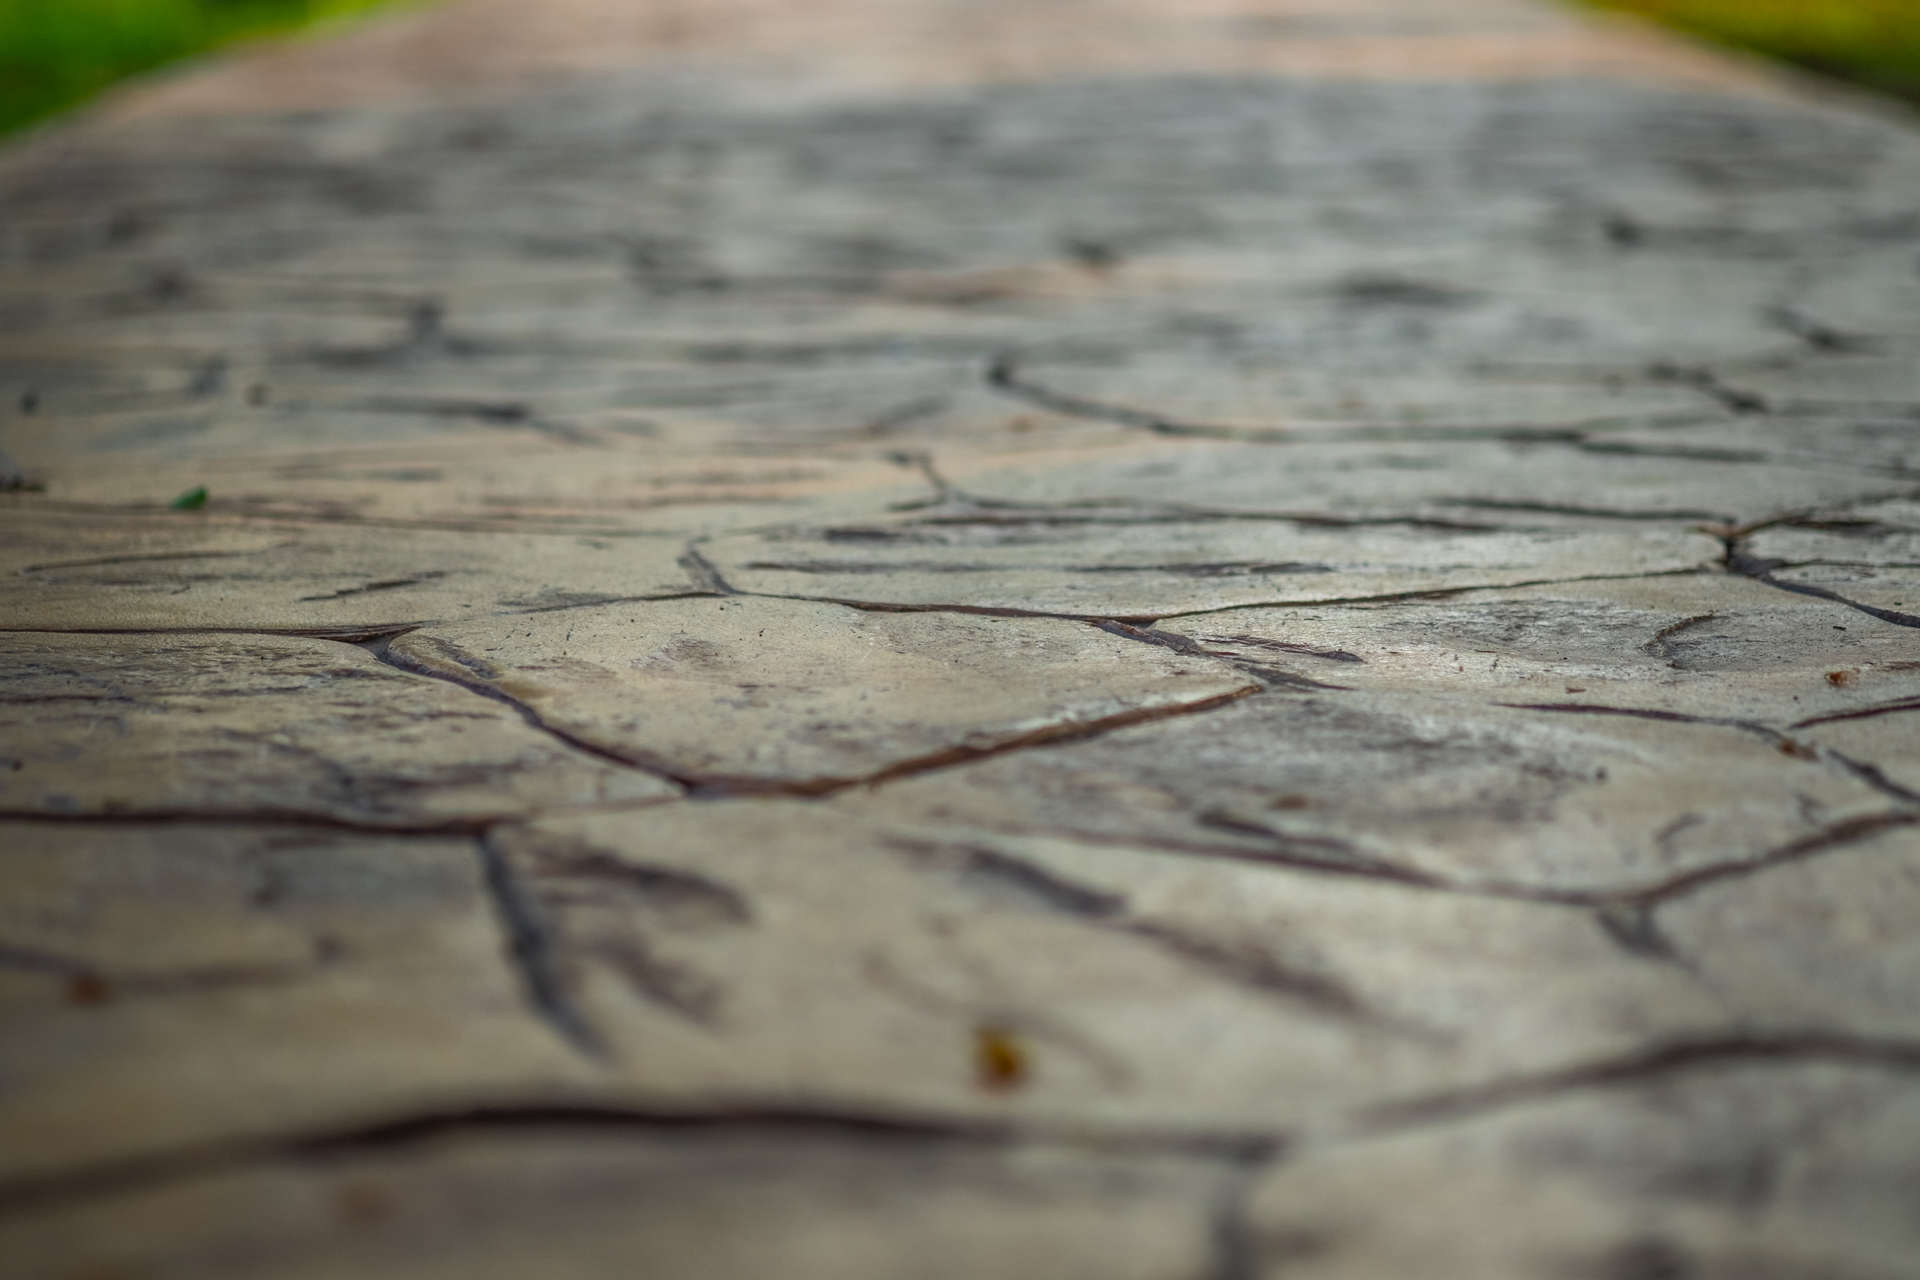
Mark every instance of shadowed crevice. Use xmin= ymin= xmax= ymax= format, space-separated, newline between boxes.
xmin=1355 ymin=1031 xmax=1920 ymax=1134
xmin=1722 ymin=543 xmax=1920 ymax=632
xmin=475 ymin=832 xmax=608 ymax=1060
xmin=0 ymin=1100 xmax=1283 ymax=1222
xmin=885 ymin=837 xmax=1428 ymax=1037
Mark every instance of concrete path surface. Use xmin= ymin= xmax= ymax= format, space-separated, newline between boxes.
xmin=3 ymin=0 xmax=1919 ymax=1275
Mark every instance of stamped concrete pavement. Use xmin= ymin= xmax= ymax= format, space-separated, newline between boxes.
xmin=3 ymin=0 xmax=1920 ymax=1276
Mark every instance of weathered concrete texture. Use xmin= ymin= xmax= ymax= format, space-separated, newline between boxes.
xmin=2 ymin=0 xmax=1920 ymax=1275
xmin=0 ymin=632 xmax=675 ymax=823
xmin=387 ymin=601 xmax=1258 ymax=787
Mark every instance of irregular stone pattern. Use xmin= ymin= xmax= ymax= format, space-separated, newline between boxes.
xmin=1 ymin=0 xmax=1919 ymax=1275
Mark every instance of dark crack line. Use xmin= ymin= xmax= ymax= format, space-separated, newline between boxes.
xmin=1493 ymin=700 xmax=1783 ymax=743
xmin=1775 ymin=398 xmax=1920 ymax=423
xmin=15 ymin=1031 xmax=1920 ymax=1222
xmin=0 ymin=1100 xmax=1282 ymax=1221
xmin=1742 ymin=570 xmax=1920 ymax=629
xmin=985 ymin=354 xmax=1702 ymax=446
xmin=1764 ymin=304 xmax=1883 ymax=356
xmin=337 ymin=396 xmax=599 ymax=445
xmin=363 ymin=632 xmax=701 ymax=791
xmin=1723 ymin=542 xmax=1920 ymax=631
xmin=582 ymin=935 xmax=724 ymax=1027
xmin=1643 ymin=612 xmax=1718 ymax=665
xmin=677 ymin=540 xmax=740 ymax=596
xmin=884 ymin=837 xmax=1128 ymax=919
xmin=374 ymin=628 xmax=1259 ymax=799
xmin=6 ymin=497 xmax=695 ymax=541
xmin=738 ymin=590 xmax=1124 ymax=623
xmin=1353 ymin=1032 xmax=1920 ymax=1136
xmin=883 ymin=837 xmax=1426 ymax=1038
xmin=860 ymin=395 xmax=949 ymax=437
xmin=1188 ymin=634 xmax=1365 ymax=664
xmin=988 ymin=353 xmax=1186 ymax=434
xmin=1094 ymin=620 xmax=1352 ymax=691
xmin=831 ymin=686 xmax=1264 ymax=796
xmin=1793 ymin=697 xmax=1920 ymax=729
xmin=712 ymin=566 xmax=1714 ymax=628
xmin=1125 ymin=919 xmax=1440 ymax=1042
xmin=1143 ymin=566 xmax=1715 ymax=623
xmin=8 ymin=617 xmax=1256 ymax=807
xmin=957 ymin=821 xmax=1451 ymax=894
xmin=19 ymin=549 xmax=269 ymax=575
xmin=500 ymin=590 xmax=725 ymax=616
xmin=940 ymin=794 xmax=1920 ymax=922
xmin=992 ymin=354 xmax=1912 ymax=480
xmin=0 ymin=623 xmax=426 ymax=644
xmin=1822 ymin=753 xmax=1920 ymax=806
xmin=1190 ymin=810 xmax=1451 ymax=886
xmin=1490 ymin=699 xmax=1920 ymax=815
xmin=1591 ymin=902 xmax=1682 ymax=964
xmin=475 ymin=832 xmax=607 ymax=1059
xmin=881 ymin=448 xmax=960 ymax=505
xmin=0 ymin=808 xmax=493 ymax=837
xmin=0 ymin=693 xmax=140 ymax=706
xmin=1573 ymin=438 xmax=1771 ymax=465
xmin=867 ymin=506 xmax=1511 ymax=534
xmin=1616 ymin=810 xmax=1920 ymax=909
xmin=1206 ymin=1152 xmax=1272 ymax=1280
xmin=734 ymin=557 xmax=1336 ymax=577
xmin=293 ymin=571 xmax=448 ymax=602
xmin=530 ymin=846 xmax=754 ymax=923
xmin=1439 ymin=498 xmax=1734 ymax=524
xmin=870 ymin=757 xmax=1907 ymax=938
xmin=1646 ymin=361 xmax=1771 ymax=415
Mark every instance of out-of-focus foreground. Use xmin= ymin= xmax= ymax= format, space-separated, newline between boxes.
xmin=4 ymin=0 xmax=1919 ymax=139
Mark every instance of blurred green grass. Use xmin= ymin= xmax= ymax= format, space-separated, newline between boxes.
xmin=1 ymin=1 xmax=1916 ymax=140
xmin=1587 ymin=0 xmax=1920 ymax=103
xmin=0 ymin=0 xmax=406 ymax=134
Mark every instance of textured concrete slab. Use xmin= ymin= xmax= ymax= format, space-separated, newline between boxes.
xmin=0 ymin=632 xmax=676 ymax=823
xmin=388 ymin=599 xmax=1257 ymax=788
xmin=3 ymin=0 xmax=1919 ymax=1274
xmin=0 ymin=823 xmax=593 ymax=1185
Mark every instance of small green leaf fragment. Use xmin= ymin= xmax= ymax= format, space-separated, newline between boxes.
xmin=169 ymin=485 xmax=209 ymax=511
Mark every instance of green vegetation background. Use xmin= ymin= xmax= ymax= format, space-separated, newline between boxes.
xmin=0 ymin=0 xmax=403 ymax=134
xmin=1593 ymin=0 xmax=1920 ymax=104
xmin=0 ymin=0 xmax=1915 ymax=137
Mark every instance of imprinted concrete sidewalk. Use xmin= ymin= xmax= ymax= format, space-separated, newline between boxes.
xmin=2 ymin=1 xmax=1919 ymax=1275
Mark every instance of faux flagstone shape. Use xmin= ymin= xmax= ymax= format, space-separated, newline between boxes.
xmin=14 ymin=435 xmax=934 ymax=539
xmin=941 ymin=435 xmax=1899 ymax=527
xmin=0 ymin=823 xmax=593 ymax=1185
xmin=987 ymin=352 xmax=1717 ymax=434
xmin=0 ymin=510 xmax=699 ymax=632
xmin=1740 ymin=502 xmax=1920 ymax=635
xmin=1745 ymin=497 xmax=1920 ymax=569
xmin=1242 ymin=1063 xmax=1920 ymax=1279
xmin=1155 ymin=573 xmax=1920 ymax=726
xmin=704 ymin=516 xmax=1716 ymax=619
xmin=487 ymin=800 xmax=1722 ymax=1126
xmin=1660 ymin=819 xmax=1920 ymax=1035
xmin=1796 ymin=715 xmax=1920 ymax=798
xmin=866 ymin=687 xmax=1896 ymax=893
xmin=386 ymin=597 xmax=1258 ymax=787
xmin=0 ymin=631 xmax=675 ymax=824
